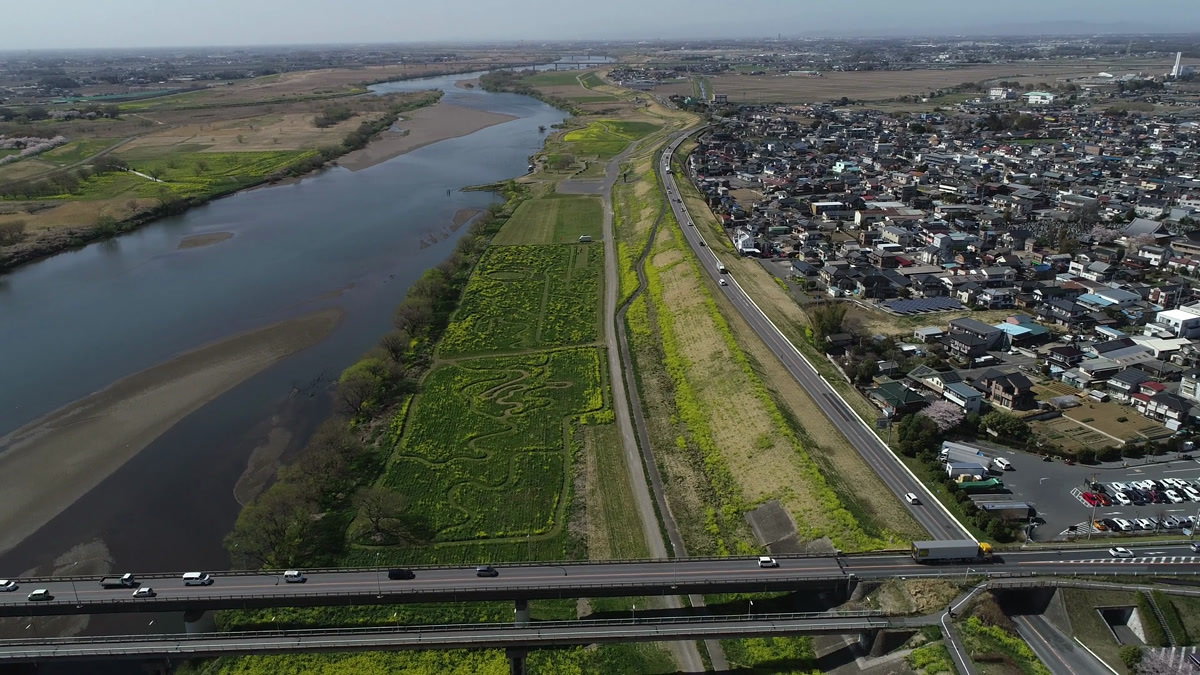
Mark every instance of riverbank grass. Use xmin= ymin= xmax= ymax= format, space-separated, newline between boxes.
xmin=490 ymin=193 xmax=602 ymax=245
xmin=562 ymin=120 xmax=661 ymax=159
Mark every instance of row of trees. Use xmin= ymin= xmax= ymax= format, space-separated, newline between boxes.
xmin=313 ymin=104 xmax=355 ymax=128
xmin=225 ymin=187 xmax=521 ymax=568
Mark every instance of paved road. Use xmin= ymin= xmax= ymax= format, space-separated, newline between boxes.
xmin=4 ymin=546 xmax=1199 ymax=618
xmin=599 ymin=136 xmax=707 ymax=673
xmin=0 ymin=612 xmax=899 ymax=662
xmin=1013 ymin=613 xmax=1109 ymax=675
xmin=657 ymin=137 xmax=970 ymax=541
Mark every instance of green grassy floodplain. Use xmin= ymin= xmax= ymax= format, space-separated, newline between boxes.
xmin=491 ymin=193 xmax=602 ymax=245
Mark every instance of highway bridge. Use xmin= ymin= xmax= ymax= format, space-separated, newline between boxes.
xmin=0 ymin=611 xmax=910 ymax=663
xmin=3 ymin=546 xmax=1199 ymax=618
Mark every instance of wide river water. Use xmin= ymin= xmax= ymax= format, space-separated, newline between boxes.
xmin=0 ymin=70 xmax=571 ymax=586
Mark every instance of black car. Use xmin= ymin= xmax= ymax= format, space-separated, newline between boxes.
xmin=387 ymin=569 xmax=415 ymax=580
xmin=1091 ymin=483 xmax=1107 ymax=494
xmin=475 ymin=566 xmax=499 ymax=578
xmin=1100 ymin=518 xmax=1119 ymax=531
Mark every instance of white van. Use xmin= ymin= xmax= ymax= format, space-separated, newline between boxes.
xmin=284 ymin=570 xmax=306 ymax=583
xmin=992 ymin=458 xmax=1012 ymax=471
xmin=182 ymin=572 xmax=213 ymax=586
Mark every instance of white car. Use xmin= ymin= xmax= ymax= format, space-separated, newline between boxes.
xmin=1112 ymin=518 xmax=1134 ymax=531
xmin=1166 ymin=490 xmax=1185 ymax=503
xmin=1109 ymin=547 xmax=1135 ymax=558
xmin=757 ymin=556 xmax=778 ymax=568
xmin=132 ymin=587 xmax=156 ymax=598
xmin=27 ymin=589 xmax=52 ymax=601
xmin=284 ymin=570 xmax=306 ymax=583
xmin=1136 ymin=518 xmax=1156 ymax=530
xmin=1110 ymin=482 xmax=1128 ymax=493
xmin=904 ymin=492 xmax=921 ymax=505
xmin=0 ymin=580 xmax=17 ymax=592
xmin=718 ymin=279 xmax=728 ymax=286
xmin=1112 ymin=492 xmax=1132 ymax=506
xmin=1184 ymin=488 xmax=1200 ymax=502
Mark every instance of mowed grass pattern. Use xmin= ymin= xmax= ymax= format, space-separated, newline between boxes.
xmin=562 ymin=120 xmax=661 ymax=159
xmin=491 ymin=194 xmax=603 ymax=245
xmin=439 ymin=244 xmax=603 ymax=357
xmin=382 ymin=349 xmax=606 ymax=542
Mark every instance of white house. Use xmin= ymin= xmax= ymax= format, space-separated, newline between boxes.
xmin=1145 ymin=304 xmax=1200 ymax=339
xmin=1025 ymin=91 xmax=1058 ymax=105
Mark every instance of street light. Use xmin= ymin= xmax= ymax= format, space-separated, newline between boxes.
xmin=747 ymin=600 xmax=754 ymax=617
xmin=70 ymin=561 xmax=80 ymax=607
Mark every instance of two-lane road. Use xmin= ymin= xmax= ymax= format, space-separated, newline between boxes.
xmin=4 ymin=546 xmax=1199 ymax=617
xmin=657 ymin=137 xmax=968 ymax=541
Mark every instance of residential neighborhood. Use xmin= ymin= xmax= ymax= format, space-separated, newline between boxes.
xmin=684 ymin=91 xmax=1200 ymax=454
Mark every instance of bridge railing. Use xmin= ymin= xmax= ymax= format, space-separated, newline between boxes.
xmin=11 ymin=551 xmax=887 ymax=585
xmin=0 ymin=610 xmax=889 ymax=647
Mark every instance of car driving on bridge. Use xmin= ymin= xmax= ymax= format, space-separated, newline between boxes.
xmin=0 ymin=581 xmax=16 ymax=593
xmin=1109 ymin=547 xmax=1134 ymax=558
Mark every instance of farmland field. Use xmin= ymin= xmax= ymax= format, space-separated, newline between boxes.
xmin=562 ymin=119 xmax=661 ymax=160
xmin=491 ymin=193 xmax=602 ymax=245
xmin=439 ymin=244 xmax=603 ymax=357
xmin=381 ymin=348 xmax=606 ymax=543
xmin=38 ymin=138 xmax=121 ymax=164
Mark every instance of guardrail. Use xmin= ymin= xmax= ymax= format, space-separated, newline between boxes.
xmin=10 ymin=551 xmax=901 ymax=585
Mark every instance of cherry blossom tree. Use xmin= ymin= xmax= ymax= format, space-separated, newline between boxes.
xmin=920 ymin=400 xmax=965 ymax=432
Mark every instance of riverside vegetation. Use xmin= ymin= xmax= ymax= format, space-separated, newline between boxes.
xmin=187 ymin=83 xmax=682 ymax=671
xmin=0 ymin=86 xmax=443 ymax=272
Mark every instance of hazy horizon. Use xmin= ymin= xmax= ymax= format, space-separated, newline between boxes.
xmin=6 ymin=0 xmax=1200 ymax=50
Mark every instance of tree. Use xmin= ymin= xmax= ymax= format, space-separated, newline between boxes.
xmin=353 ymin=486 xmax=413 ymax=543
xmin=278 ymin=419 xmax=366 ymax=502
xmin=1090 ymin=225 xmax=1122 ymax=243
xmin=378 ymin=329 xmax=412 ymax=364
xmin=897 ymin=414 xmax=939 ymax=457
xmin=921 ymin=400 xmax=965 ymax=432
xmin=224 ymin=482 xmax=317 ymax=568
xmin=393 ymin=296 xmax=434 ymax=334
xmin=0 ymin=220 xmax=26 ymax=246
xmin=810 ymin=302 xmax=848 ymax=348
xmin=336 ymin=358 xmax=394 ymax=417
xmin=981 ymin=411 xmax=1029 ymax=442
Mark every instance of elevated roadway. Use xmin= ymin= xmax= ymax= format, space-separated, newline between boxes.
xmin=0 ymin=612 xmax=905 ymax=662
xmin=3 ymin=546 xmax=1198 ymax=618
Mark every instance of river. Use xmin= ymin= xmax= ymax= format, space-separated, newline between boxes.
xmin=0 ymin=67 xmax=575 ymax=597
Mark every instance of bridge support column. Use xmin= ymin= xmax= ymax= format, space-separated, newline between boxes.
xmin=183 ymin=609 xmax=217 ymax=634
xmin=514 ymin=599 xmax=530 ymax=627
xmin=507 ymin=647 xmax=528 ymax=675
xmin=857 ymin=629 xmax=880 ymax=654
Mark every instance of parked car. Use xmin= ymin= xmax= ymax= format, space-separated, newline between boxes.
xmin=1113 ymin=518 xmax=1134 ymax=531
xmin=1093 ymin=520 xmax=1109 ymax=531
xmin=1166 ymin=490 xmax=1186 ymax=503
xmin=1081 ymin=492 xmax=1100 ymax=506
xmin=1091 ymin=483 xmax=1108 ymax=494
xmin=1097 ymin=492 xmax=1112 ymax=506
xmin=1184 ymin=487 xmax=1200 ymax=502
xmin=1101 ymin=518 xmax=1119 ymax=531
xmin=1136 ymin=518 xmax=1156 ymax=531
xmin=1112 ymin=492 xmax=1132 ymax=506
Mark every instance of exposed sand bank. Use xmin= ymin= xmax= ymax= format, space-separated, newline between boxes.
xmin=0 ymin=308 xmax=344 ymax=557
xmin=338 ymin=102 xmax=516 ymax=171
xmin=455 ymin=79 xmax=480 ymax=89
xmin=178 ymin=231 xmax=234 ymax=250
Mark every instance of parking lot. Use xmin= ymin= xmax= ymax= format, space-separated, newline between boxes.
xmin=983 ymin=448 xmax=1200 ymax=541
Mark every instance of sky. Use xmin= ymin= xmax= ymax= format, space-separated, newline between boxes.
xmin=6 ymin=0 xmax=1200 ymax=50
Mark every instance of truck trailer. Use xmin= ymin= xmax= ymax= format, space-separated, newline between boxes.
xmin=911 ymin=540 xmax=993 ymax=564
xmin=98 ymin=573 xmax=139 ymax=588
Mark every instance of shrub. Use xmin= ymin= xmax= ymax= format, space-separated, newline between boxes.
xmin=0 ymin=220 xmax=26 ymax=246
xmin=1119 ymin=645 xmax=1143 ymax=671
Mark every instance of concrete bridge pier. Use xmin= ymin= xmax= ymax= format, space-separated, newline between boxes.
xmin=857 ymin=628 xmax=880 ymax=654
xmin=183 ymin=609 xmax=217 ymax=634
xmin=514 ymin=599 xmax=530 ymax=626
xmin=506 ymin=647 xmax=528 ymax=675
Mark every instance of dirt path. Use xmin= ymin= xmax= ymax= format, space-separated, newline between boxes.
xmin=599 ymin=135 xmax=710 ymax=674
